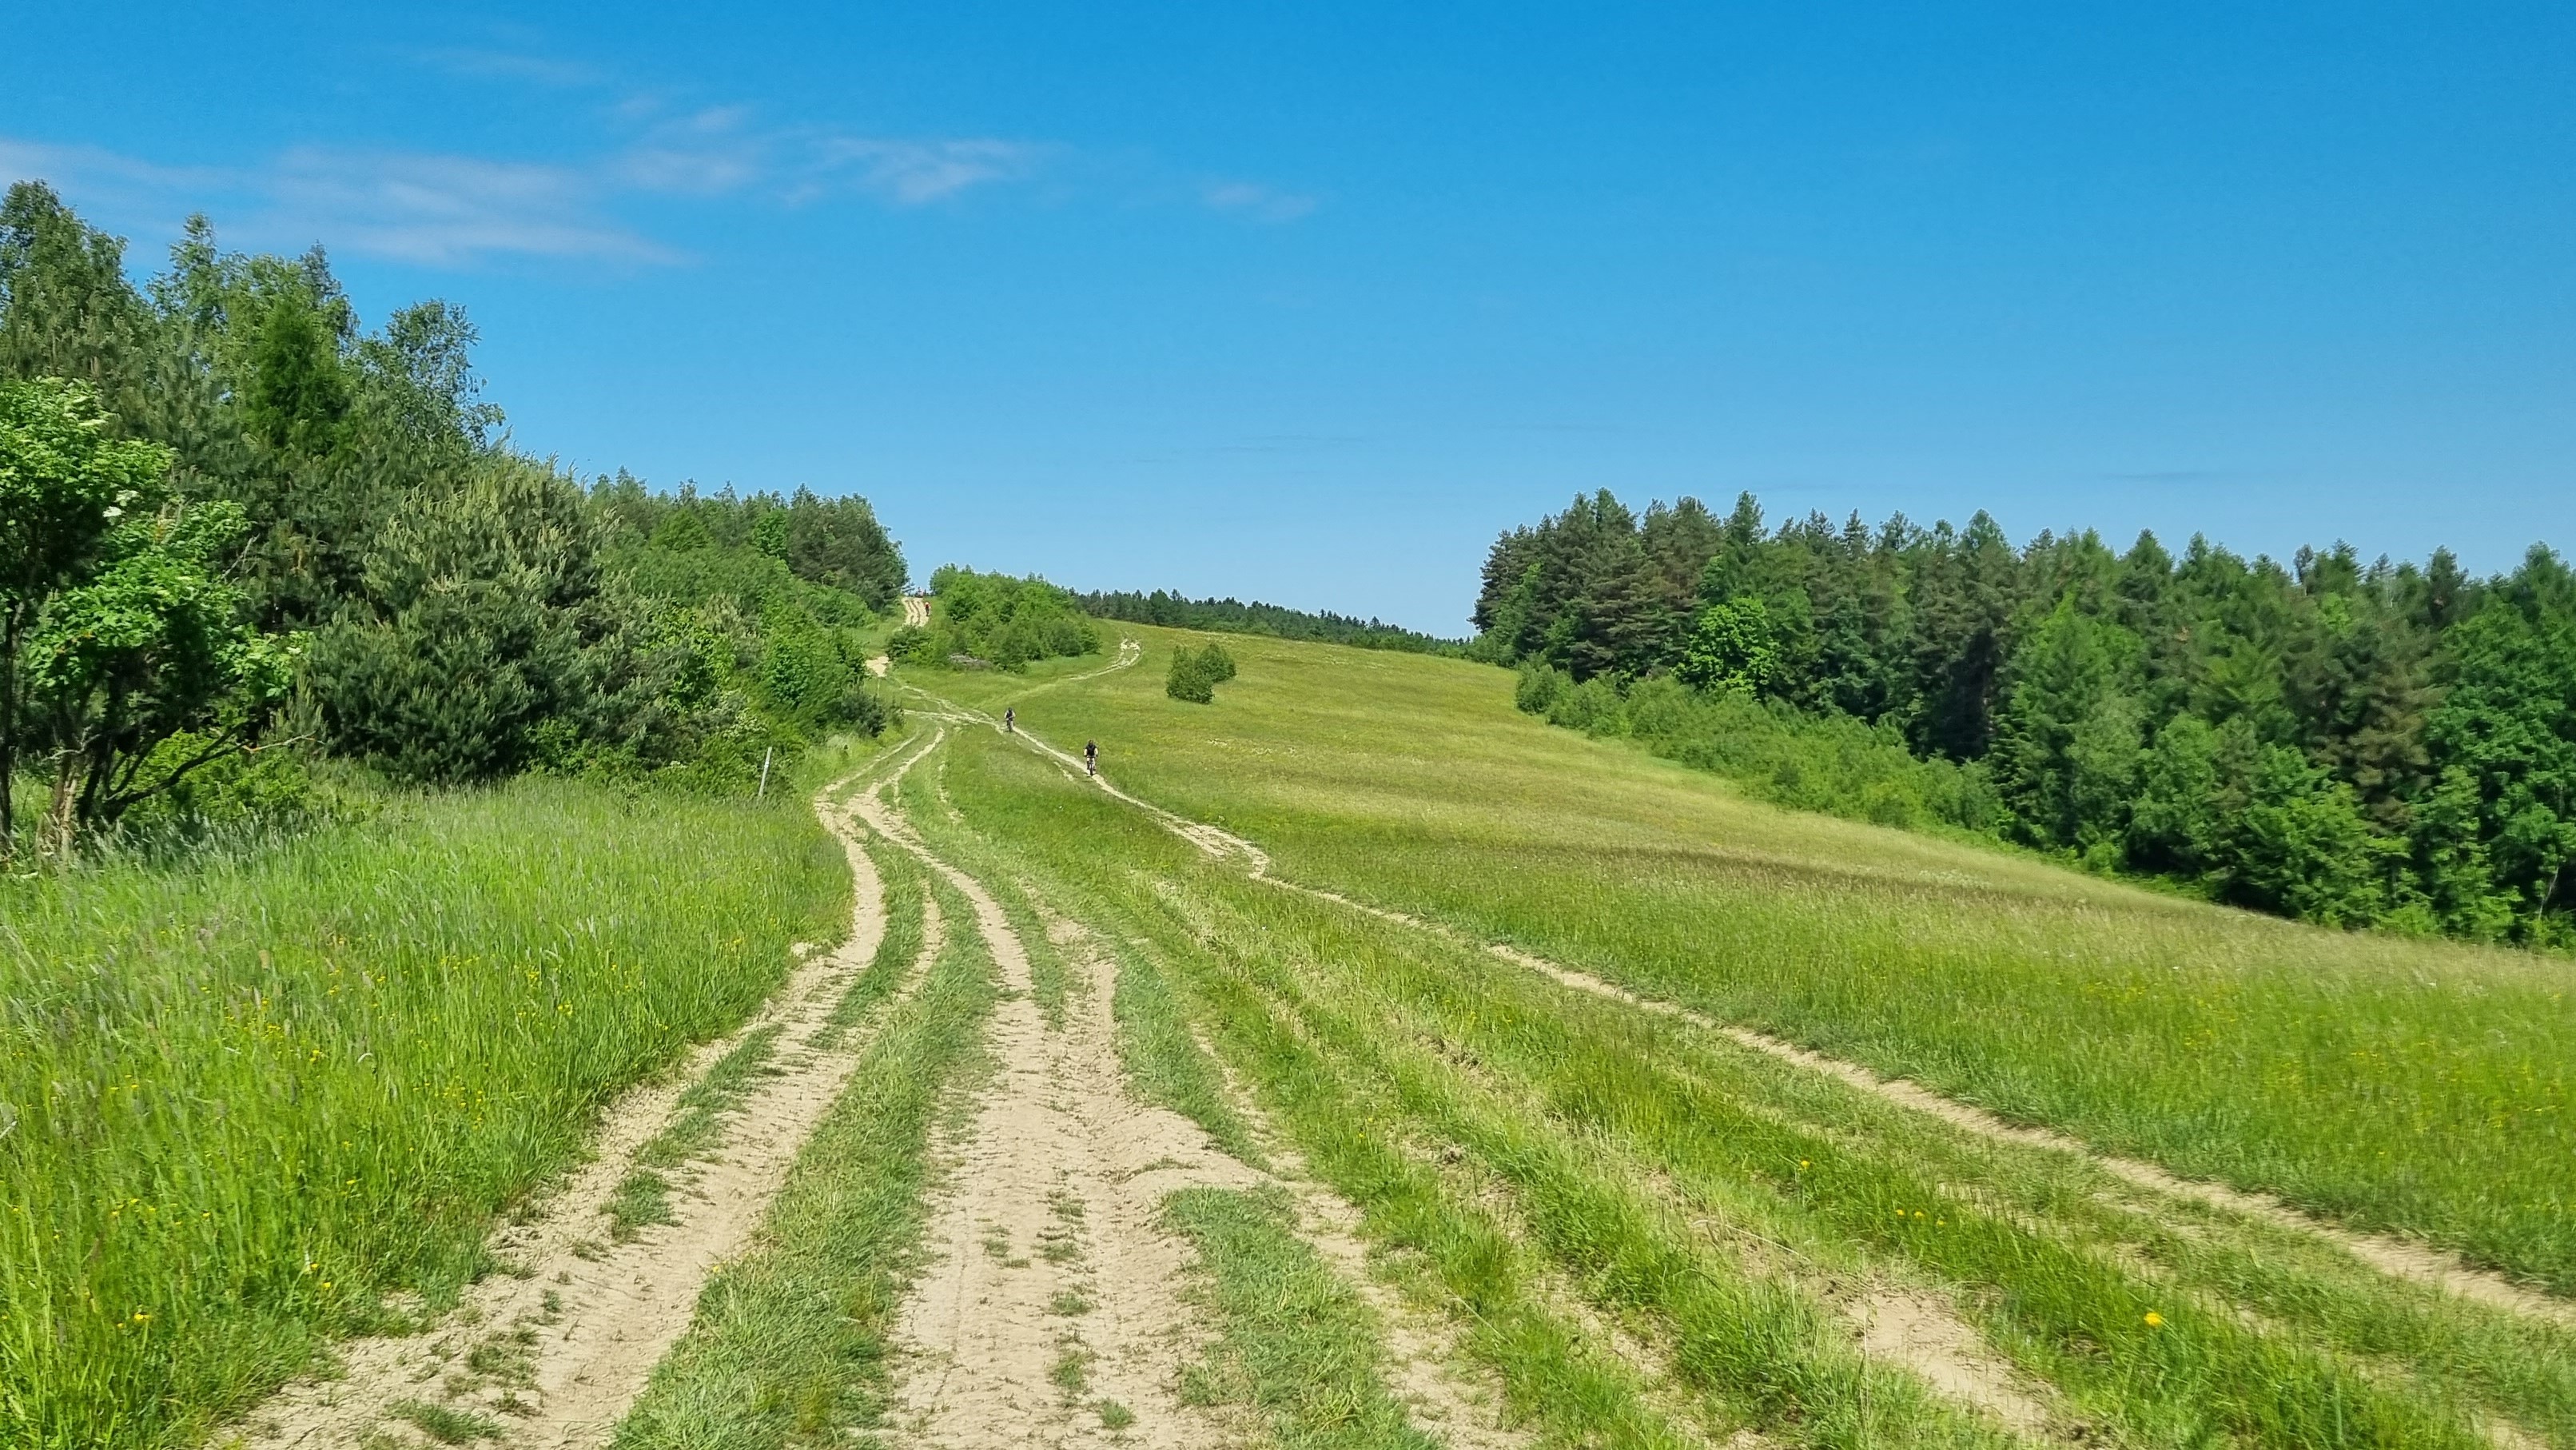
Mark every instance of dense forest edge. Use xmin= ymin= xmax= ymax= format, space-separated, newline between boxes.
xmin=1477 ymin=489 xmax=2576 ymax=946
xmin=1077 ymin=587 xmax=1463 ymax=655
xmin=892 ymin=565 xmax=1103 ymax=670
xmin=0 ymin=181 xmax=904 ymax=863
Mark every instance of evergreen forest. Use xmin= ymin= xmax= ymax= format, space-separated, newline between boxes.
xmin=1478 ymin=490 xmax=2576 ymax=945
xmin=1078 ymin=587 xmax=1462 ymax=654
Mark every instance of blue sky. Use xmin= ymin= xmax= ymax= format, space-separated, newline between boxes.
xmin=6 ymin=3 xmax=2570 ymax=632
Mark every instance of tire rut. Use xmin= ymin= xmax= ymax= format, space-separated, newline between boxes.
xmin=944 ymin=701 xmax=2576 ymax=1335
xmin=227 ymin=755 xmax=922 ymax=1449
xmin=854 ymin=755 xmax=1264 ymax=1450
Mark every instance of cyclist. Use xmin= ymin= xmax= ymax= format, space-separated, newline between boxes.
xmin=1084 ymin=740 xmax=1098 ymax=776
xmin=1004 ymin=707 xmax=1014 ymax=734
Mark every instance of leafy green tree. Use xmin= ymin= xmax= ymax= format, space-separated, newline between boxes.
xmin=24 ymin=497 xmax=295 ymax=850
xmin=2425 ymin=547 xmax=2576 ymax=934
xmin=2213 ymin=746 xmax=2398 ymax=926
xmin=1 ymin=377 xmax=290 ymax=856
xmin=2128 ymin=713 xmax=2227 ymax=874
xmin=1678 ymin=596 xmax=1779 ymax=695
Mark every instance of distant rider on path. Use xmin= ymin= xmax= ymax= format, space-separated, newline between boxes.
xmin=1004 ymin=707 xmax=1014 ymax=733
xmin=1085 ymin=740 xmax=1098 ymax=776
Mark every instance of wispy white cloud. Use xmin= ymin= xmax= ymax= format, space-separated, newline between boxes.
xmin=614 ymin=106 xmax=768 ymax=196
xmin=264 ymin=148 xmax=677 ymax=266
xmin=1202 ymin=180 xmax=1318 ymax=224
xmin=4 ymin=46 xmax=1316 ymax=269
xmin=0 ymin=133 xmax=671 ymax=267
xmin=0 ymin=137 xmax=230 ymax=229
xmin=811 ymin=137 xmax=1049 ymax=205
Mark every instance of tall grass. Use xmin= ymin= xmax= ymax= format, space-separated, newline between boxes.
xmin=922 ymin=719 xmax=2548 ymax=1448
xmin=0 ymin=779 xmax=849 ymax=1449
xmin=932 ymin=627 xmax=2576 ymax=1296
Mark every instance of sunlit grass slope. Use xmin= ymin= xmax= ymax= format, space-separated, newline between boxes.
xmin=916 ymin=626 xmax=2574 ymax=1295
xmin=0 ymin=781 xmax=850 ymax=1450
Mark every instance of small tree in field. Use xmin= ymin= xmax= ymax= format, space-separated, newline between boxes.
xmin=1165 ymin=642 xmax=1236 ymax=703
xmin=2 ymin=377 xmax=295 ymax=858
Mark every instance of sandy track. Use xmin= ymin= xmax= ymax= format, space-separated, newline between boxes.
xmin=954 ymin=707 xmax=2576 ymax=1335
xmin=227 ymin=759 xmax=922 ymax=1450
xmin=858 ymin=745 xmax=1531 ymax=1450
xmin=854 ymin=769 xmax=1265 ymax=1448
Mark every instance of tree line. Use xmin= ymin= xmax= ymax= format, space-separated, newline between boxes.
xmin=1077 ymin=588 xmax=1462 ymax=655
xmin=1479 ymin=490 xmax=2574 ymax=945
xmin=0 ymin=181 xmax=903 ymax=859
xmin=894 ymin=566 xmax=1101 ymax=669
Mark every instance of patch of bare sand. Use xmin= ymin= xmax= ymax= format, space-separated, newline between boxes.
xmin=1842 ymin=1288 xmax=2053 ymax=1439
xmin=855 ymin=783 xmax=1264 ymax=1450
xmin=226 ymin=757 xmax=922 ymax=1450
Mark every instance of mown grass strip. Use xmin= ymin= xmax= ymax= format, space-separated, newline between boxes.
xmin=609 ymin=874 xmax=994 ymax=1450
xmin=0 ymin=779 xmax=849 ymax=1450
xmin=889 ymin=748 xmax=1076 ymax=1027
xmin=1209 ymin=877 xmax=2493 ymax=1450
xmin=1164 ymin=1185 xmax=1440 ymax=1450
xmin=1097 ymin=911 xmax=1266 ymax=1167
xmin=923 ymin=727 xmax=1722 ymax=1449
xmin=604 ymin=1026 xmax=786 ymax=1242
xmin=814 ymin=831 xmax=926 ymax=1049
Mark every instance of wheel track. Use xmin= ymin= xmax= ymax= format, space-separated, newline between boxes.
xmin=932 ymin=692 xmax=2576 ymax=1333
xmin=229 ymin=744 xmax=934 ymax=1449
xmin=854 ymin=735 xmax=1268 ymax=1449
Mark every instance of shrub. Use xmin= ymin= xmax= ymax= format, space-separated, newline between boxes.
xmin=1167 ymin=643 xmax=1236 ymax=703
xmin=1169 ymin=647 xmax=1216 ymax=703
xmin=922 ymin=566 xmax=1098 ymax=671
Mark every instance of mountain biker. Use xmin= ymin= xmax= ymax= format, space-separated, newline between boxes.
xmin=1084 ymin=740 xmax=1097 ymax=776
xmin=1004 ymin=707 xmax=1014 ymax=734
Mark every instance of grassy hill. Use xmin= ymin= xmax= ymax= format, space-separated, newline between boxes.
xmin=895 ymin=623 xmax=2574 ymax=1448
xmin=939 ymin=626 xmax=2572 ymax=1285
xmin=17 ymin=615 xmax=2574 ymax=1449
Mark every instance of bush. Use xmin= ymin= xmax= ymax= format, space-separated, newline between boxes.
xmin=1168 ymin=647 xmax=1215 ymax=703
xmin=1167 ymin=643 xmax=1236 ymax=703
xmin=922 ymin=566 xmax=1098 ymax=671
xmin=310 ymin=460 xmax=630 ymax=783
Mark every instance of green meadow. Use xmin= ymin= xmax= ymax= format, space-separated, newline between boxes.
xmin=0 ymin=780 xmax=850 ymax=1448
xmin=894 ymin=626 xmax=2576 ymax=1446
xmin=14 ymin=621 xmax=2576 ymax=1449
xmin=938 ymin=626 xmax=2575 ymax=1295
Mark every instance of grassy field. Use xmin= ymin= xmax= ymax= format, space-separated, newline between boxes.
xmin=24 ymin=619 xmax=2576 ymax=1448
xmin=878 ymin=625 xmax=2574 ymax=1447
xmin=929 ymin=626 xmax=2576 ymax=1296
xmin=0 ymin=779 xmax=850 ymax=1449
